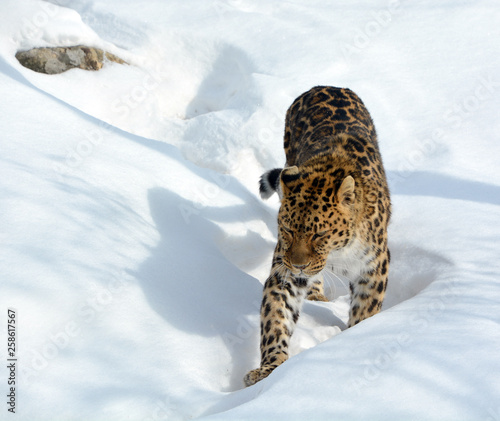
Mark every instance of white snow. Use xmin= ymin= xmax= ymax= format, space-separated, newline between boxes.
xmin=1 ymin=0 xmax=499 ymax=420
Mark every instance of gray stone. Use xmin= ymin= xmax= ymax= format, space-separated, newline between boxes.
xmin=15 ymin=45 xmax=126 ymax=74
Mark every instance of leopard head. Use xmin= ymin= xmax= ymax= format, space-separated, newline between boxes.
xmin=277 ymin=165 xmax=356 ymax=277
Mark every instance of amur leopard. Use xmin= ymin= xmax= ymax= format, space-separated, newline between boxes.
xmin=244 ymin=86 xmax=391 ymax=387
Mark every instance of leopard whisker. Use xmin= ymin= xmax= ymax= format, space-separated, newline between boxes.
xmin=320 ymin=271 xmax=336 ymax=298
xmin=323 ymin=268 xmax=350 ymax=296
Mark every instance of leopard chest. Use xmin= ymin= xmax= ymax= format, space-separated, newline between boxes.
xmin=322 ymin=236 xmax=374 ymax=283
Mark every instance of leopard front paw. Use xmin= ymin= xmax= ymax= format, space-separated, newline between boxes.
xmin=307 ymin=292 xmax=328 ymax=302
xmin=243 ymin=366 xmax=273 ymax=387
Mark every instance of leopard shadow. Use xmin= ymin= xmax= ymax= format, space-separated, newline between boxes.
xmin=383 ymin=242 xmax=454 ymax=309
xmin=134 ymin=188 xmax=267 ymax=391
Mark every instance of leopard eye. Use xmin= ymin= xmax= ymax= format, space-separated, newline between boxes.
xmin=282 ymin=226 xmax=294 ymax=236
xmin=312 ymin=230 xmax=328 ymax=241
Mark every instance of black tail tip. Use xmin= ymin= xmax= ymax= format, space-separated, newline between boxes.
xmin=259 ymin=168 xmax=282 ymax=199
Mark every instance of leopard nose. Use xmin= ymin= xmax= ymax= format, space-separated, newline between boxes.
xmin=293 ymin=262 xmax=310 ymax=270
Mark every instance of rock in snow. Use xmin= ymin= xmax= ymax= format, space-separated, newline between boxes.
xmin=15 ymin=46 xmax=126 ymax=74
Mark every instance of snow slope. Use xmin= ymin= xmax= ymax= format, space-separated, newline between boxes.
xmin=1 ymin=1 xmax=499 ymax=420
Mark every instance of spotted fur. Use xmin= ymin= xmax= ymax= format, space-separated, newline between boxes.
xmin=244 ymin=86 xmax=391 ymax=387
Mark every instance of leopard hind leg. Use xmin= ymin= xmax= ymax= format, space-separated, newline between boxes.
xmin=348 ymin=252 xmax=389 ymax=327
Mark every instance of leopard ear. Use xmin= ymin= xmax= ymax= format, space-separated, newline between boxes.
xmin=337 ymin=175 xmax=355 ymax=207
xmin=280 ymin=166 xmax=300 ymax=187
